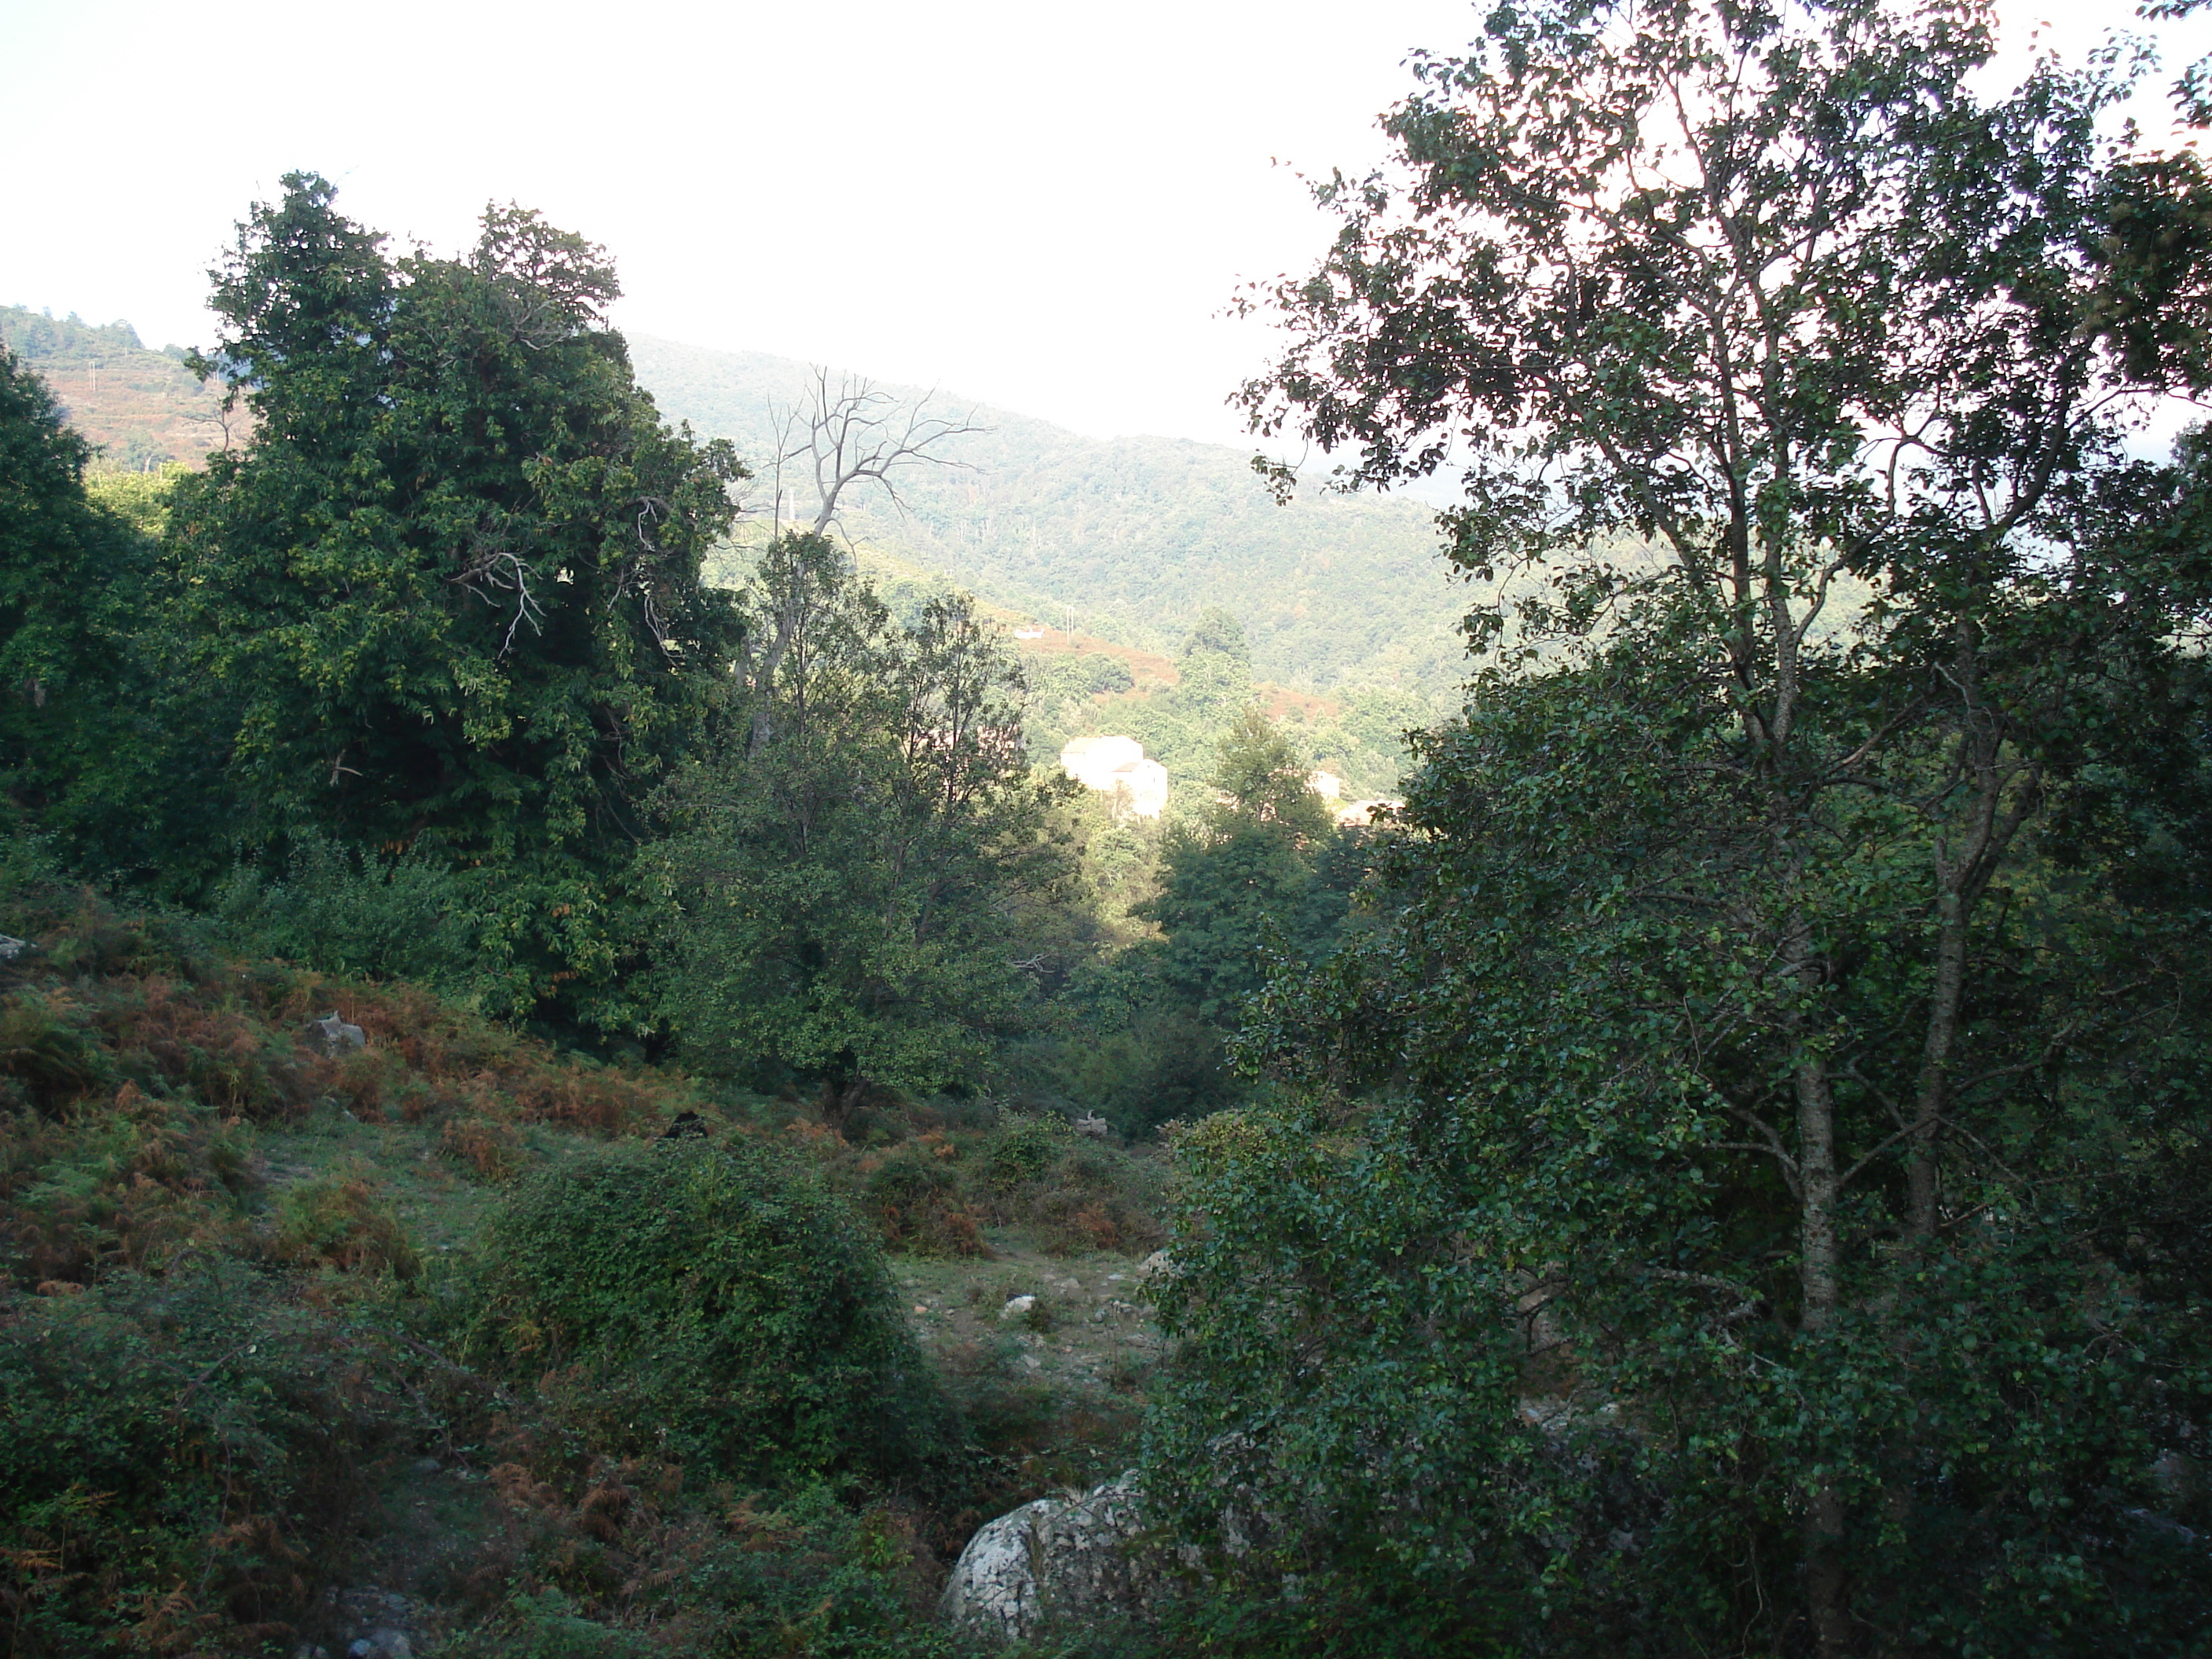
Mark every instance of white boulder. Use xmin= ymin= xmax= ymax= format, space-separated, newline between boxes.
xmin=938 ymin=1472 xmax=1155 ymax=1643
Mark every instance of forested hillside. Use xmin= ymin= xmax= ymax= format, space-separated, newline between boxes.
xmin=5 ymin=0 xmax=2212 ymax=1654
xmin=0 ymin=306 xmax=231 ymax=471
xmin=628 ymin=335 xmax=1469 ymax=698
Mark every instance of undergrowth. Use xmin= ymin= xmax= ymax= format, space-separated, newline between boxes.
xmin=0 ymin=853 xmax=1179 ymax=1657
xmin=804 ymin=1097 xmax=1168 ymax=1262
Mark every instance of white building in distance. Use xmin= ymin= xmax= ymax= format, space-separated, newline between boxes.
xmin=1060 ymin=735 xmax=1169 ymax=819
xmin=1335 ymin=797 xmax=1404 ymax=827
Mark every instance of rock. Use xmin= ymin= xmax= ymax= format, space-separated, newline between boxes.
xmin=998 ymin=1294 xmax=1037 ymax=1321
xmin=329 ymin=1589 xmax=426 ymax=1659
xmin=1073 ymin=1111 xmax=1109 ymax=1138
xmin=939 ymin=1471 xmax=1156 ymax=1643
xmin=659 ymin=1109 xmax=709 ymax=1140
xmin=311 ymin=1012 xmax=367 ymax=1054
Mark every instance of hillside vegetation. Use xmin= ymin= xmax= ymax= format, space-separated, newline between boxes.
xmin=0 ymin=852 xmax=1174 ymax=1658
xmin=0 ymin=307 xmax=233 ymax=472
xmin=629 ymin=335 xmax=1470 ymax=699
xmin=7 ymin=0 xmax=2212 ymax=1650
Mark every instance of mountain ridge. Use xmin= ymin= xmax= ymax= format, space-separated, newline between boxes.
xmin=624 ymin=332 xmax=1473 ymax=699
xmin=0 ymin=303 xmax=1476 ymax=709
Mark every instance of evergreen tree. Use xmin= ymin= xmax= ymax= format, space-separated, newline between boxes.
xmin=164 ymin=174 xmax=745 ymax=1019
xmin=650 ymin=533 xmax=1074 ymax=1094
xmin=1155 ymin=0 xmax=2212 ymax=1647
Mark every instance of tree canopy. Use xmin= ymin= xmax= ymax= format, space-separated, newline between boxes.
xmin=650 ymin=533 xmax=1075 ymax=1093
xmin=1143 ymin=709 xmax=1353 ymax=1021
xmin=0 ymin=352 xmax=222 ymax=884
xmin=163 ymin=174 xmax=745 ymax=1017
xmin=1155 ymin=0 xmax=2212 ymax=1650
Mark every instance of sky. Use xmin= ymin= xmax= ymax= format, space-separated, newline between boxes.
xmin=2 ymin=0 xmax=2207 ymax=451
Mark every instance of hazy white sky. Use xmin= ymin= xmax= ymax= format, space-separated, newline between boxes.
xmin=2 ymin=0 xmax=2204 ymax=449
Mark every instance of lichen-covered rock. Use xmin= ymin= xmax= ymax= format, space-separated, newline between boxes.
xmin=311 ymin=1011 xmax=367 ymax=1054
xmin=939 ymin=1471 xmax=1155 ymax=1643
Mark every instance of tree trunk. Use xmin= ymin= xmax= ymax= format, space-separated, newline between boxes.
xmin=1796 ymin=1049 xmax=1852 ymax=1657
xmin=1907 ymin=879 xmax=1968 ymax=1239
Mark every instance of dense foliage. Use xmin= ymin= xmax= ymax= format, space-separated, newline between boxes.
xmin=0 ymin=353 xmax=222 ymax=886
xmin=650 ymin=532 xmax=1076 ymax=1091
xmin=163 ymin=174 xmax=745 ymax=1021
xmin=1148 ymin=0 xmax=2212 ymax=1651
xmin=16 ymin=5 xmax=2212 ymax=1648
xmin=1144 ymin=709 xmax=1361 ymax=1020
xmin=471 ymin=1136 xmax=959 ymax=1489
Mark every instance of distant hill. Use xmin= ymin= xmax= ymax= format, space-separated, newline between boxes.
xmin=0 ymin=309 xmax=1476 ymax=699
xmin=625 ymin=335 xmax=1474 ymax=700
xmin=2 ymin=305 xmax=1462 ymax=793
xmin=0 ymin=306 xmax=234 ymax=471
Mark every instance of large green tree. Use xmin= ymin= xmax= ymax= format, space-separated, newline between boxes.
xmin=1154 ymin=1 xmax=2212 ymax=1650
xmin=164 ymin=174 xmax=744 ymax=1017
xmin=1144 ymin=708 xmax=1353 ymax=1020
xmin=650 ymin=533 xmax=1074 ymax=1095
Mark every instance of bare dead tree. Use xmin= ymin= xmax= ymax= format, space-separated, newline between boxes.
xmin=767 ymin=368 xmax=987 ymax=537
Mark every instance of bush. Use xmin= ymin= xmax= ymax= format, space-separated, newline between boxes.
xmin=962 ymin=1118 xmax=1166 ymax=1260
xmin=0 ymin=987 xmax=115 ymax=1114
xmin=976 ymin=1114 xmax=1068 ymax=1194
xmin=862 ymin=1144 xmax=987 ymax=1256
xmin=1007 ymin=1008 xmax=1243 ymax=1139
xmin=0 ymin=1082 xmax=257 ymax=1288
xmin=469 ymin=1137 xmax=960 ymax=1490
xmin=268 ymin=1165 xmax=423 ymax=1280
xmin=445 ymin=1484 xmax=955 ymax=1659
xmin=0 ymin=1264 xmax=427 ymax=1657
xmin=214 ymin=834 xmax=507 ymax=1009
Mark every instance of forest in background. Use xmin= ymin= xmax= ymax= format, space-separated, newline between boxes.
xmin=619 ymin=335 xmax=1473 ymax=699
xmin=0 ymin=303 xmax=1437 ymax=798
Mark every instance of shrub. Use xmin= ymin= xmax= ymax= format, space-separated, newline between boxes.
xmin=470 ymin=1138 xmax=960 ymax=1490
xmin=0 ymin=1083 xmax=256 ymax=1288
xmin=862 ymin=1146 xmax=987 ymax=1257
xmin=268 ymin=1166 xmax=422 ymax=1280
xmin=214 ymin=834 xmax=507 ymax=1009
xmin=0 ymin=987 xmax=114 ymax=1112
xmin=0 ymin=1264 xmax=427 ymax=1657
xmin=1006 ymin=1007 xmax=1244 ymax=1140
xmin=976 ymin=1114 xmax=1068 ymax=1193
xmin=439 ymin=1113 xmax=523 ymax=1182
xmin=957 ymin=1118 xmax=1166 ymax=1260
xmin=444 ymin=1484 xmax=954 ymax=1659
